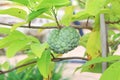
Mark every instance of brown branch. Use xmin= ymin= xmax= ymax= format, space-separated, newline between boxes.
xmin=0 ymin=22 xmax=93 ymax=30
xmin=52 ymin=57 xmax=88 ymax=62
xmin=0 ymin=61 xmax=36 ymax=74
xmin=50 ymin=53 xmax=55 ymax=59
xmin=86 ymin=17 xmax=90 ymax=27
xmin=0 ymin=56 xmax=88 ymax=75
xmin=28 ymin=21 xmax=31 ymax=28
xmin=0 ymin=22 xmax=58 ymax=29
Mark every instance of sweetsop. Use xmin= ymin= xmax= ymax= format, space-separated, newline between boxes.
xmin=47 ymin=27 xmax=80 ymax=54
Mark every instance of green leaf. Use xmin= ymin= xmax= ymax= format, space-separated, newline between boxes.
xmin=6 ymin=39 xmax=29 ymax=57
xmin=61 ymin=6 xmax=74 ymax=26
xmin=37 ymin=49 xmax=51 ymax=78
xmin=0 ymin=37 xmax=14 ymax=49
xmin=82 ymin=55 xmax=120 ymax=68
xmin=27 ymin=36 xmax=40 ymax=43
xmin=9 ymin=30 xmax=27 ymax=40
xmin=16 ymin=57 xmax=36 ymax=73
xmin=0 ymin=8 xmax=27 ymax=19
xmin=31 ymin=42 xmax=49 ymax=58
xmin=111 ymin=0 xmax=120 ymax=16
xmin=0 ymin=27 xmax=10 ymax=34
xmin=11 ymin=22 xmax=27 ymax=31
xmin=38 ymin=13 xmax=54 ymax=20
xmin=27 ymin=8 xmax=48 ymax=22
xmin=50 ymin=0 xmax=70 ymax=7
xmin=36 ymin=0 xmax=70 ymax=10
xmin=0 ymin=30 xmax=26 ymax=49
xmin=86 ymin=31 xmax=101 ymax=59
xmin=100 ymin=61 xmax=120 ymax=80
xmin=113 ymin=33 xmax=120 ymax=41
xmin=75 ymin=55 xmax=120 ymax=73
xmin=9 ymin=0 xmax=29 ymax=6
xmin=85 ymin=0 xmax=106 ymax=15
xmin=81 ymin=63 xmax=102 ymax=73
xmin=1 ymin=61 xmax=9 ymax=70
xmin=79 ymin=33 xmax=90 ymax=47
xmin=72 ymin=10 xmax=90 ymax=21
xmin=42 ymin=22 xmax=57 ymax=27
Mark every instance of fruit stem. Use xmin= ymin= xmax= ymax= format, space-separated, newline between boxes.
xmin=52 ymin=7 xmax=62 ymax=29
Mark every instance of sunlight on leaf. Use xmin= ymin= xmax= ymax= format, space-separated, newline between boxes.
xmin=0 ymin=8 xmax=27 ymax=19
xmin=37 ymin=49 xmax=51 ymax=78
xmin=6 ymin=39 xmax=29 ymax=57
xmin=11 ymin=22 xmax=27 ymax=31
xmin=60 ymin=6 xmax=74 ymax=26
xmin=31 ymin=42 xmax=49 ymax=58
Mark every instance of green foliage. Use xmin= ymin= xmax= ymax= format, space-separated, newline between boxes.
xmin=1 ymin=67 xmax=43 ymax=80
xmin=85 ymin=0 xmax=106 ymax=15
xmin=1 ymin=0 xmax=120 ymax=79
xmin=0 ymin=27 xmax=11 ymax=34
xmin=75 ymin=55 xmax=120 ymax=73
xmin=27 ymin=8 xmax=48 ymax=21
xmin=47 ymin=27 xmax=80 ymax=53
xmin=0 ymin=29 xmax=26 ymax=49
xmin=86 ymin=31 xmax=101 ymax=59
xmin=0 ymin=63 xmax=67 ymax=80
xmin=31 ymin=42 xmax=49 ymax=58
xmin=60 ymin=6 xmax=74 ymax=26
xmin=16 ymin=57 xmax=36 ymax=73
xmin=0 ymin=28 xmax=40 ymax=57
xmin=72 ymin=10 xmax=91 ymax=21
xmin=79 ymin=33 xmax=90 ymax=47
xmin=100 ymin=61 xmax=120 ymax=80
xmin=1 ymin=62 xmax=10 ymax=70
xmin=37 ymin=49 xmax=51 ymax=78
xmin=11 ymin=22 xmax=27 ymax=31
xmin=0 ymin=8 xmax=27 ymax=19
xmin=9 ymin=0 xmax=29 ymax=6
xmin=6 ymin=39 xmax=29 ymax=57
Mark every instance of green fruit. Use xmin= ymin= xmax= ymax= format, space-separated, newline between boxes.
xmin=47 ymin=27 xmax=80 ymax=54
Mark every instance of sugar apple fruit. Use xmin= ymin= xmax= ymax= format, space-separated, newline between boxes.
xmin=47 ymin=27 xmax=80 ymax=54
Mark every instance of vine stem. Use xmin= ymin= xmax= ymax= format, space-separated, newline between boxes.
xmin=0 ymin=56 xmax=88 ymax=75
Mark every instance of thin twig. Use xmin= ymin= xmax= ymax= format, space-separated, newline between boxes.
xmin=52 ymin=7 xmax=61 ymax=29
xmin=52 ymin=57 xmax=88 ymax=62
xmin=0 ymin=56 xmax=88 ymax=75
xmin=86 ymin=17 xmax=90 ymax=27
xmin=28 ymin=21 xmax=31 ymax=28
xmin=0 ymin=61 xmax=36 ymax=74
xmin=50 ymin=53 xmax=55 ymax=59
xmin=0 ymin=22 xmax=58 ymax=29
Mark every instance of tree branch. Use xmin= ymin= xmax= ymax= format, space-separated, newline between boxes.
xmin=0 ymin=22 xmax=93 ymax=30
xmin=52 ymin=57 xmax=88 ymax=62
xmin=0 ymin=61 xmax=36 ymax=74
xmin=86 ymin=17 xmax=90 ymax=27
xmin=0 ymin=56 xmax=88 ymax=75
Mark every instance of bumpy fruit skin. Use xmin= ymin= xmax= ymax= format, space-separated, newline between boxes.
xmin=47 ymin=27 xmax=80 ymax=54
